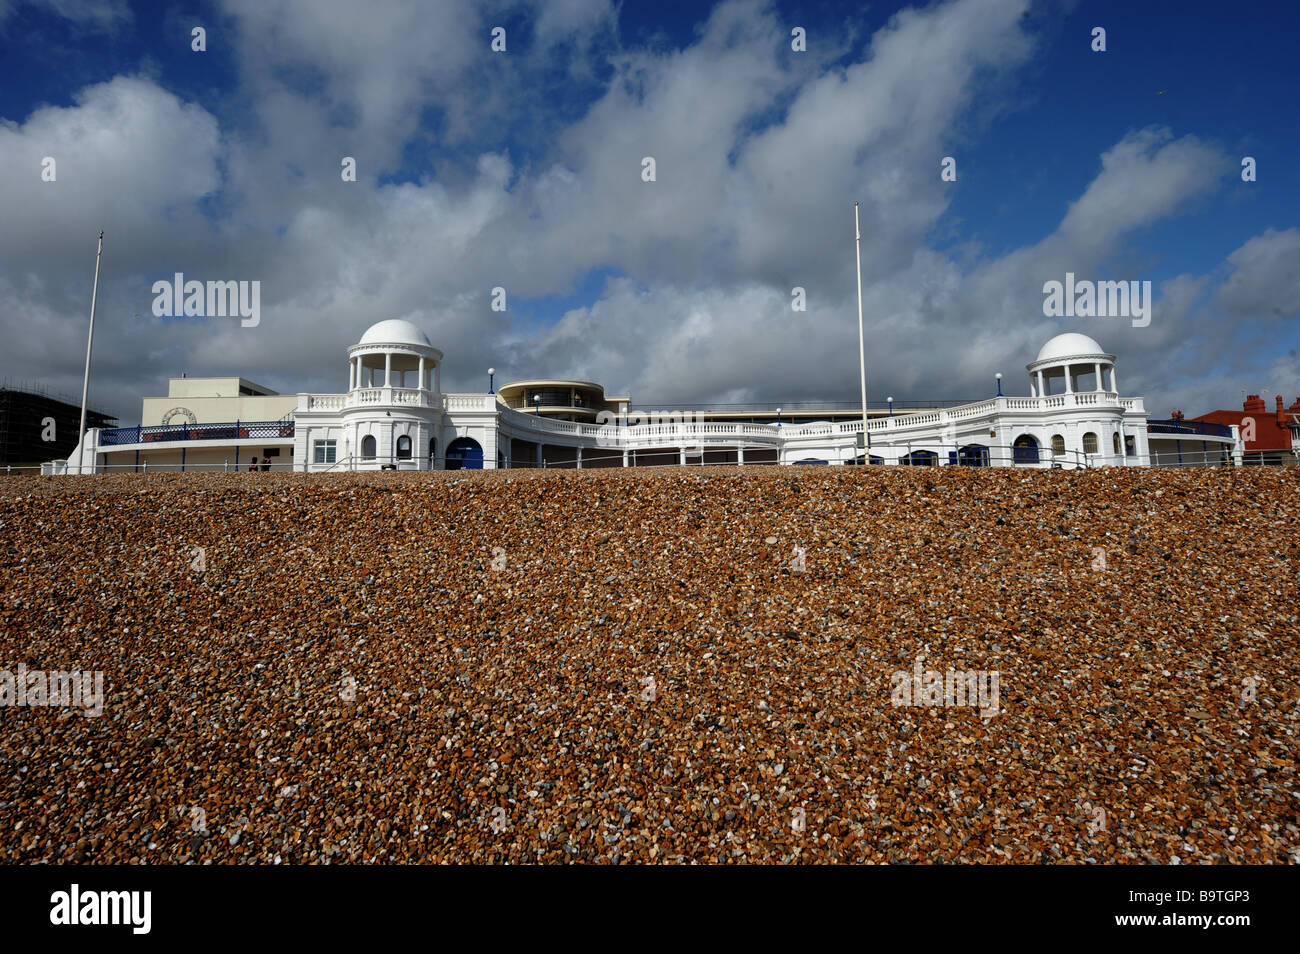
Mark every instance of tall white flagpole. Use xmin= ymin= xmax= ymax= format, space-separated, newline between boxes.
xmin=854 ymin=203 xmax=869 ymax=453
xmin=76 ymin=230 xmax=104 ymax=475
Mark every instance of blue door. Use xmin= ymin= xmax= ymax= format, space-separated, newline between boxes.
xmin=445 ymin=437 xmax=484 ymax=470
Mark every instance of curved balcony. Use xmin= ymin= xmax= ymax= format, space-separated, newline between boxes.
xmin=1147 ymin=420 xmax=1233 ymax=438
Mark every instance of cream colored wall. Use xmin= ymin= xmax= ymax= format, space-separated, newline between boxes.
xmin=140 ymin=394 xmax=298 ymax=426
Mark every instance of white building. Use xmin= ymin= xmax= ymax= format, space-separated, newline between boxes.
xmin=50 ymin=323 xmax=1241 ymax=473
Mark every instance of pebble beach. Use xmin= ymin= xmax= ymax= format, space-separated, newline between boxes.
xmin=1 ymin=466 xmax=1296 ymax=864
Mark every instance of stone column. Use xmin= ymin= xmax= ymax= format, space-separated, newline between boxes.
xmin=384 ymin=353 xmax=392 ymax=388
xmin=536 ymin=443 xmax=543 ymax=469
xmin=418 ymin=357 xmax=426 ymax=391
xmin=1109 ymin=365 xmax=1118 ymax=393
xmin=1094 ymin=362 xmax=1103 ymax=391
xmin=576 ymin=446 xmax=583 ymax=470
xmin=622 ymin=449 xmax=629 ymax=468
xmin=737 ymin=445 xmax=745 ymax=466
xmin=1064 ymin=366 xmax=1073 ymax=394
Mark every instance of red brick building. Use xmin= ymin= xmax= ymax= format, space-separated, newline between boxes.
xmin=1192 ymin=394 xmax=1300 ymax=463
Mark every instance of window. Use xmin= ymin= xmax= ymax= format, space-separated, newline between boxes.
xmin=361 ymin=435 xmax=377 ymax=459
xmin=313 ymin=440 xmax=337 ymax=464
xmin=1125 ymin=435 xmax=1136 ymax=456
xmin=262 ymin=448 xmax=281 ymax=458
xmin=1051 ymin=434 xmax=1065 ymax=456
xmin=1112 ymin=432 xmax=1121 ymax=455
xmin=1082 ymin=432 xmax=1099 ymax=454
xmin=396 ymin=435 xmax=412 ymax=460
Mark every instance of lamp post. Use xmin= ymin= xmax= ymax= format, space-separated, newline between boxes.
xmin=995 ymin=372 xmax=1003 ymax=397
xmin=887 ymin=396 xmax=894 ymax=417
xmin=534 ymin=394 xmax=541 ymax=416
xmin=776 ymin=407 xmax=782 ymax=428
xmin=488 ymin=367 xmax=495 ymax=394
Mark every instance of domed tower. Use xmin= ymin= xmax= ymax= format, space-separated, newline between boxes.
xmin=347 ymin=318 xmax=444 ymax=395
xmin=1026 ymin=333 xmax=1117 ymax=397
xmin=324 ymin=319 xmax=445 ymax=470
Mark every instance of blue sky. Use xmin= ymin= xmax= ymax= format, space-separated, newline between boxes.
xmin=1 ymin=0 xmax=1297 ymax=420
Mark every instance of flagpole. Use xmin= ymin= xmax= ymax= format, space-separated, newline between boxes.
xmin=854 ymin=203 xmax=869 ymax=453
xmin=76 ymin=230 xmax=104 ymax=475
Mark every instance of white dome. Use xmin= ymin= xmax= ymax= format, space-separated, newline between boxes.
xmin=1036 ymin=333 xmax=1106 ymax=362
xmin=358 ymin=319 xmax=432 ymax=348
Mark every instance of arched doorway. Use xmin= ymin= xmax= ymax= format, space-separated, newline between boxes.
xmin=445 ymin=436 xmax=484 ymax=470
xmin=902 ymin=450 xmax=938 ymax=466
xmin=361 ymin=435 xmax=377 ymax=459
xmin=1012 ymin=434 xmax=1040 ymax=464
xmin=396 ymin=435 xmax=412 ymax=460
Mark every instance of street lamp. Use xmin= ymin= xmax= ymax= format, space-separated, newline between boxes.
xmin=887 ymin=396 xmax=894 ymax=417
xmin=534 ymin=394 xmax=541 ymax=416
xmin=488 ymin=367 xmax=495 ymax=394
xmin=776 ymin=407 xmax=782 ymax=428
xmin=995 ymin=372 xmax=1003 ymax=397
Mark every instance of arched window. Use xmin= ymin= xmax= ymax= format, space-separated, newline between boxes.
xmin=1082 ymin=432 xmax=1099 ymax=454
xmin=361 ymin=435 xmax=377 ymax=459
xmin=1112 ymin=432 xmax=1121 ymax=455
xmin=396 ymin=435 xmax=412 ymax=459
xmin=1051 ymin=434 xmax=1065 ymax=456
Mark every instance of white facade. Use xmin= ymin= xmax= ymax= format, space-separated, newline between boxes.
xmin=51 ymin=324 xmax=1243 ymax=474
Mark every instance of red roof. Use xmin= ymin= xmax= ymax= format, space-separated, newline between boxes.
xmin=1191 ymin=394 xmax=1300 ymax=452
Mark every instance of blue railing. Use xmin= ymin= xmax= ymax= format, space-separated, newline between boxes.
xmin=99 ymin=420 xmax=295 ymax=446
xmin=1147 ymin=420 xmax=1232 ymax=438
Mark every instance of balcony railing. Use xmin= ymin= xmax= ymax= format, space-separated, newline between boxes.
xmin=1147 ymin=420 xmax=1233 ymax=439
xmin=99 ymin=420 xmax=294 ymax=446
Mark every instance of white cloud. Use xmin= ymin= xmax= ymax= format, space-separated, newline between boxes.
xmin=1216 ymin=228 xmax=1300 ymax=321
xmin=1059 ymin=127 xmax=1230 ymax=245
xmin=0 ymin=76 xmax=221 ymax=267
